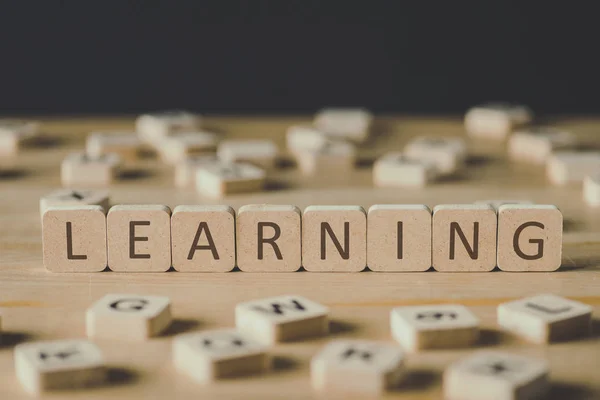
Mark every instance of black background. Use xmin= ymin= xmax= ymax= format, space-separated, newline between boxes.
xmin=1 ymin=2 xmax=599 ymax=115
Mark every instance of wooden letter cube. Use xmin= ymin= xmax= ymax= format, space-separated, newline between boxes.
xmin=584 ymin=173 xmax=600 ymax=206
xmin=508 ymin=127 xmax=576 ymax=164
xmin=464 ymin=103 xmax=532 ymax=140
xmin=196 ymin=162 xmax=266 ymax=198
xmin=404 ymin=136 xmax=467 ymax=175
xmin=313 ymin=108 xmax=372 ymax=143
xmin=61 ymin=152 xmax=121 ymax=187
xmin=0 ymin=119 xmax=39 ymax=156
xmin=86 ymin=132 xmax=142 ymax=162
xmin=547 ymin=151 xmax=600 ymax=185
xmin=136 ymin=110 xmax=201 ymax=145
xmin=294 ymin=139 xmax=356 ymax=176
xmin=217 ymin=139 xmax=278 ymax=169
xmin=174 ymin=155 xmax=219 ymax=187
xmin=159 ymin=131 xmax=218 ymax=164
xmin=39 ymin=189 xmax=110 ymax=218
xmin=286 ymin=125 xmax=328 ymax=153
xmin=373 ymin=152 xmax=437 ymax=187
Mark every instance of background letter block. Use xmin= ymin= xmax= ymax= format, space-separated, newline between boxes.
xmin=86 ymin=293 xmax=172 ymax=340
xmin=508 ymin=127 xmax=576 ymax=164
xmin=584 ymin=173 xmax=600 ymax=206
xmin=217 ymin=139 xmax=278 ymax=169
xmin=86 ymin=132 xmax=142 ymax=162
xmin=547 ymin=151 xmax=600 ymax=185
xmin=237 ymin=204 xmax=301 ymax=272
xmin=171 ymin=205 xmax=235 ymax=272
xmin=235 ymin=295 xmax=329 ymax=344
xmin=373 ymin=152 xmax=437 ymax=187
xmin=404 ymin=136 xmax=467 ymax=175
xmin=432 ymin=204 xmax=497 ymax=272
xmin=196 ymin=162 xmax=266 ymax=198
xmin=464 ymin=103 xmax=532 ymax=140
xmin=313 ymin=108 xmax=372 ymax=143
xmin=498 ymin=294 xmax=592 ymax=343
xmin=294 ymin=139 xmax=356 ymax=176
xmin=497 ymin=204 xmax=562 ymax=272
xmin=136 ymin=110 xmax=201 ymax=145
xmin=302 ymin=205 xmax=366 ymax=272
xmin=61 ymin=152 xmax=121 ymax=187
xmin=107 ymin=205 xmax=172 ymax=272
xmin=42 ymin=205 xmax=107 ymax=272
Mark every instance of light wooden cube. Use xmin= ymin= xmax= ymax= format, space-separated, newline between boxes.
xmin=15 ymin=339 xmax=106 ymax=395
xmin=171 ymin=205 xmax=236 ymax=272
xmin=498 ymin=294 xmax=592 ymax=344
xmin=464 ymin=103 xmax=533 ymax=140
xmin=294 ymin=139 xmax=356 ymax=175
xmin=174 ymin=155 xmax=220 ymax=188
xmin=42 ymin=206 xmax=107 ymax=273
xmin=302 ymin=205 xmax=366 ymax=272
xmin=583 ymin=173 xmax=600 ymax=206
xmin=286 ymin=125 xmax=328 ymax=152
xmin=367 ymin=205 xmax=431 ymax=272
xmin=0 ymin=119 xmax=39 ymax=156
xmin=61 ymin=152 xmax=121 ymax=187
xmin=311 ymin=340 xmax=405 ymax=396
xmin=404 ymin=136 xmax=467 ymax=175
xmin=217 ymin=139 xmax=278 ymax=169
xmin=173 ymin=329 xmax=269 ymax=383
xmin=391 ymin=304 xmax=479 ymax=351
xmin=444 ymin=351 xmax=548 ymax=400
xmin=237 ymin=204 xmax=301 ymax=272
xmin=86 ymin=132 xmax=142 ymax=162
xmin=497 ymin=204 xmax=562 ymax=272
xmin=107 ymin=205 xmax=172 ymax=272
xmin=86 ymin=293 xmax=172 ymax=340
xmin=235 ymin=295 xmax=329 ymax=344
xmin=432 ymin=204 xmax=497 ymax=272
xmin=314 ymin=108 xmax=372 ymax=143
xmin=508 ymin=127 xmax=576 ymax=164
xmin=373 ymin=152 xmax=437 ymax=187
xmin=195 ymin=162 xmax=266 ymax=198
xmin=39 ymin=189 xmax=110 ymax=218
xmin=159 ymin=131 xmax=218 ymax=164
xmin=136 ymin=110 xmax=201 ymax=145
xmin=547 ymin=151 xmax=600 ymax=185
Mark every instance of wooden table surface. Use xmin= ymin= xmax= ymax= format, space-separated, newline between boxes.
xmin=1 ymin=116 xmax=599 ymax=399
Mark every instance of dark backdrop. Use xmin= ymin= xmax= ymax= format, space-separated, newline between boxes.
xmin=1 ymin=2 xmax=599 ymax=115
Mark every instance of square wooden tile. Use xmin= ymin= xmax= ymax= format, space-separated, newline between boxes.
xmin=508 ymin=127 xmax=576 ymax=164
xmin=195 ymin=162 xmax=266 ymax=198
xmin=464 ymin=103 xmax=532 ymax=140
xmin=86 ymin=132 xmax=142 ymax=162
xmin=174 ymin=155 xmax=220 ymax=187
xmin=547 ymin=151 xmax=600 ymax=185
xmin=584 ymin=173 xmax=600 ymax=206
xmin=61 ymin=152 xmax=121 ymax=187
xmin=294 ymin=139 xmax=356 ymax=175
xmin=159 ymin=131 xmax=218 ymax=164
xmin=217 ymin=139 xmax=278 ymax=169
xmin=313 ymin=108 xmax=372 ymax=143
xmin=286 ymin=125 xmax=328 ymax=153
xmin=373 ymin=152 xmax=437 ymax=187
xmin=0 ymin=119 xmax=39 ymax=156
xmin=136 ymin=110 xmax=201 ymax=144
xmin=404 ymin=136 xmax=467 ymax=175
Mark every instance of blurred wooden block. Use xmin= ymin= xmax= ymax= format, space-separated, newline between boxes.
xmin=432 ymin=204 xmax=497 ymax=272
xmin=311 ymin=340 xmax=405 ymax=396
xmin=444 ymin=351 xmax=548 ymax=400
xmin=547 ymin=151 xmax=600 ymax=185
xmin=497 ymin=204 xmax=562 ymax=272
xmin=86 ymin=132 xmax=142 ymax=161
xmin=302 ymin=205 xmax=367 ymax=272
xmin=237 ymin=204 xmax=301 ymax=272
xmin=508 ymin=127 xmax=576 ymax=164
xmin=136 ymin=110 xmax=201 ymax=145
xmin=295 ymin=139 xmax=356 ymax=175
xmin=173 ymin=329 xmax=269 ymax=383
xmin=235 ymin=295 xmax=329 ymax=344
xmin=159 ymin=131 xmax=218 ymax=164
xmin=171 ymin=205 xmax=236 ymax=272
xmin=367 ymin=204 xmax=431 ymax=272
xmin=107 ymin=205 xmax=172 ymax=272
xmin=39 ymin=189 xmax=110 ymax=217
xmin=86 ymin=293 xmax=172 ymax=340
xmin=217 ymin=139 xmax=278 ymax=169
xmin=15 ymin=339 xmax=106 ymax=395
xmin=314 ymin=108 xmax=372 ymax=143
xmin=0 ymin=119 xmax=40 ymax=156
xmin=404 ymin=136 xmax=467 ymax=175
xmin=42 ymin=205 xmax=107 ymax=273
xmin=174 ymin=155 xmax=220 ymax=188
xmin=498 ymin=294 xmax=592 ymax=343
xmin=464 ymin=103 xmax=533 ymax=140
xmin=584 ymin=173 xmax=600 ymax=206
xmin=195 ymin=162 xmax=266 ymax=198
xmin=390 ymin=304 xmax=479 ymax=351
xmin=286 ymin=125 xmax=328 ymax=152
xmin=373 ymin=152 xmax=437 ymax=187
xmin=61 ymin=152 xmax=121 ymax=187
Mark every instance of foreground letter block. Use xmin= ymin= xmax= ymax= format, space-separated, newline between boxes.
xmin=404 ymin=136 xmax=467 ymax=175
xmin=497 ymin=294 xmax=592 ymax=344
xmin=237 ymin=205 xmax=301 ymax=272
xmin=196 ymin=162 xmax=266 ymax=198
xmin=432 ymin=204 xmax=497 ymax=272
xmin=171 ymin=205 xmax=235 ymax=272
xmin=391 ymin=304 xmax=479 ymax=351
xmin=86 ymin=132 xmax=142 ymax=162
xmin=39 ymin=189 xmax=110 ymax=218
xmin=314 ymin=108 xmax=372 ymax=143
xmin=373 ymin=152 xmax=437 ymax=187
xmin=235 ymin=295 xmax=329 ymax=344
xmin=86 ymin=293 xmax=172 ymax=340
xmin=15 ymin=339 xmax=106 ymax=395
xmin=136 ymin=110 xmax=201 ymax=145
xmin=464 ymin=103 xmax=532 ymax=140
xmin=302 ymin=205 xmax=366 ymax=272
xmin=367 ymin=205 xmax=432 ymax=272
xmin=42 ymin=206 xmax=107 ymax=272
xmin=295 ymin=139 xmax=356 ymax=176
xmin=107 ymin=205 xmax=172 ymax=272
xmin=311 ymin=340 xmax=405 ymax=396
xmin=497 ymin=204 xmax=562 ymax=272
xmin=173 ymin=329 xmax=269 ymax=383
xmin=547 ymin=151 xmax=600 ymax=185
xmin=508 ymin=127 xmax=576 ymax=164
xmin=217 ymin=139 xmax=278 ymax=169
xmin=443 ymin=351 xmax=548 ymax=400
xmin=61 ymin=152 xmax=121 ymax=187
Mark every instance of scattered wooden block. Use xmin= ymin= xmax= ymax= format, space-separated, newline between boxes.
xmin=373 ymin=152 xmax=437 ymax=187
xmin=42 ymin=205 xmax=107 ymax=273
xmin=159 ymin=131 xmax=218 ymax=164
xmin=314 ymin=108 xmax=372 ymax=143
xmin=508 ymin=127 xmax=576 ymax=164
xmin=311 ymin=339 xmax=405 ymax=396
xmin=174 ymin=154 xmax=220 ymax=188
xmin=295 ymin=139 xmax=356 ymax=175
xmin=136 ymin=110 xmax=201 ymax=145
xmin=584 ymin=173 xmax=600 ymax=206
xmin=0 ymin=119 xmax=40 ymax=156
xmin=547 ymin=151 xmax=600 ymax=185
xmin=195 ymin=162 xmax=266 ymax=198
xmin=86 ymin=132 xmax=142 ymax=162
xmin=444 ymin=351 xmax=549 ymax=400
xmin=15 ymin=339 xmax=106 ymax=395
xmin=367 ymin=204 xmax=432 ymax=272
xmin=107 ymin=205 xmax=172 ymax=272
xmin=464 ymin=103 xmax=532 ymax=140
xmin=237 ymin=204 xmax=302 ymax=272
xmin=171 ymin=205 xmax=236 ymax=272
xmin=217 ymin=139 xmax=278 ymax=169
xmin=432 ymin=204 xmax=497 ymax=272
xmin=391 ymin=304 xmax=479 ymax=351
xmin=474 ymin=199 xmax=533 ymax=211
xmin=61 ymin=152 xmax=121 ymax=187
xmin=86 ymin=293 xmax=172 ymax=340
xmin=497 ymin=294 xmax=592 ymax=343
xmin=173 ymin=329 xmax=269 ymax=383
xmin=286 ymin=125 xmax=328 ymax=153
xmin=235 ymin=295 xmax=329 ymax=344
xmin=497 ymin=204 xmax=562 ymax=272
xmin=39 ymin=189 xmax=110 ymax=217
xmin=404 ymin=136 xmax=467 ymax=175
xmin=302 ymin=205 xmax=367 ymax=272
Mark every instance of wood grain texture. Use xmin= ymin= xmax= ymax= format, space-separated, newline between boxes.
xmin=1 ymin=116 xmax=600 ymax=399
